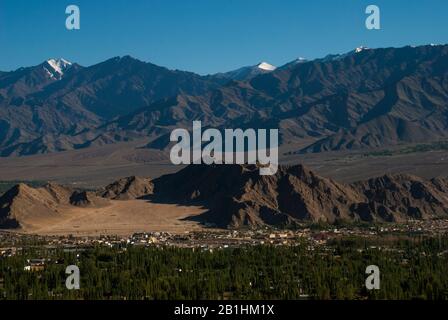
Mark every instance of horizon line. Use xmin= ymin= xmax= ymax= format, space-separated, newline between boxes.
xmin=3 ymin=42 xmax=447 ymax=76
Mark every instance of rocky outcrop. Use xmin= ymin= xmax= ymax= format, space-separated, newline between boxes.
xmin=153 ymin=164 xmax=448 ymax=228
xmin=99 ymin=176 xmax=153 ymax=200
xmin=3 ymin=164 xmax=448 ymax=230
xmin=70 ymin=190 xmax=110 ymax=207
xmin=0 ymin=183 xmax=73 ymax=228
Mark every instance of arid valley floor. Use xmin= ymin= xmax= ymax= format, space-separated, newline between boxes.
xmin=11 ymin=199 xmax=209 ymax=237
xmin=2 ymin=139 xmax=448 ymax=188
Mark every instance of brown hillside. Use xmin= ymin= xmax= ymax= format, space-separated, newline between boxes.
xmin=0 ymin=183 xmax=73 ymax=228
xmin=153 ymin=164 xmax=448 ymax=228
xmin=3 ymin=164 xmax=448 ymax=230
xmin=70 ymin=190 xmax=110 ymax=207
xmin=99 ymin=176 xmax=153 ymax=200
xmin=352 ymin=174 xmax=448 ymax=222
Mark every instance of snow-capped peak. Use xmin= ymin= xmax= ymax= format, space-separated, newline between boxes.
xmin=294 ymin=57 xmax=307 ymax=64
xmin=354 ymin=46 xmax=369 ymax=53
xmin=257 ymin=62 xmax=276 ymax=71
xmin=45 ymin=58 xmax=72 ymax=78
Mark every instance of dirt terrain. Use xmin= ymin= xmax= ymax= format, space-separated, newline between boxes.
xmin=0 ymin=175 xmax=209 ymax=236
xmin=2 ymin=138 xmax=448 ymax=188
xmin=20 ymin=200 xmax=208 ymax=236
xmin=0 ymin=140 xmax=174 ymax=188
xmin=3 ymin=161 xmax=448 ymax=232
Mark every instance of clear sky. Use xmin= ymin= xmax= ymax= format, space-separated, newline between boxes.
xmin=0 ymin=0 xmax=447 ymax=74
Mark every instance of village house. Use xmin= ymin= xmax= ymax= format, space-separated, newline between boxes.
xmin=24 ymin=258 xmax=46 ymax=272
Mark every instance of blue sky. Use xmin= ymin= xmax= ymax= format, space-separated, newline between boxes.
xmin=0 ymin=0 xmax=447 ymax=74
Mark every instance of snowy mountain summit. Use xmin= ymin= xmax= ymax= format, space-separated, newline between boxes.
xmin=213 ymin=61 xmax=277 ymax=81
xmin=44 ymin=58 xmax=72 ymax=79
xmin=354 ymin=46 xmax=369 ymax=53
xmin=257 ymin=62 xmax=276 ymax=71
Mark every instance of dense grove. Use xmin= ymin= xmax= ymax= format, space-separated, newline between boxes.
xmin=1 ymin=237 xmax=448 ymax=300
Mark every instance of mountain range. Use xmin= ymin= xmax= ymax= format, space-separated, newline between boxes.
xmin=1 ymin=44 xmax=448 ymax=157
xmin=152 ymin=163 xmax=448 ymax=228
xmin=2 ymin=163 xmax=448 ymax=229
